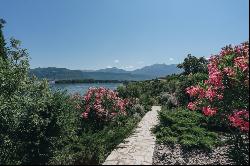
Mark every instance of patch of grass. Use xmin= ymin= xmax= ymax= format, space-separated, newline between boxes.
xmin=153 ymin=107 xmax=220 ymax=150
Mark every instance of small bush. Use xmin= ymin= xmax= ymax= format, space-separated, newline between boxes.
xmin=49 ymin=87 xmax=144 ymax=165
xmin=50 ymin=111 xmax=141 ymax=165
xmin=153 ymin=107 xmax=220 ymax=150
xmin=116 ymin=81 xmax=158 ymax=112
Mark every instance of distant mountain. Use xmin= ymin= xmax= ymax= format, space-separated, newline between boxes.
xmin=30 ymin=64 xmax=182 ymax=81
xmin=81 ymin=69 xmax=95 ymax=72
xmin=132 ymin=64 xmax=182 ymax=77
xmin=29 ymin=67 xmax=152 ymax=81
xmin=96 ymin=67 xmax=129 ymax=73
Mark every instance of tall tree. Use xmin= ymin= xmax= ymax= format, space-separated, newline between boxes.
xmin=0 ymin=18 xmax=7 ymax=60
xmin=177 ymin=54 xmax=208 ymax=75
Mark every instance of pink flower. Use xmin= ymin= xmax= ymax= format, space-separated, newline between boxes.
xmin=220 ymin=47 xmax=233 ymax=57
xmin=208 ymin=70 xmax=223 ymax=88
xmin=217 ymin=94 xmax=223 ymax=100
xmin=207 ymin=56 xmax=224 ymax=89
xmin=186 ymin=42 xmax=249 ymax=133
xmin=202 ymin=106 xmax=218 ymax=116
xmin=205 ymin=87 xmax=217 ymax=102
xmin=186 ymin=86 xmax=205 ymax=98
xmin=94 ymin=104 xmax=102 ymax=110
xmin=82 ymin=112 xmax=89 ymax=119
xmin=81 ymin=87 xmax=128 ymax=121
xmin=208 ymin=55 xmax=219 ymax=65
xmin=229 ymin=110 xmax=249 ymax=132
xmin=84 ymin=95 xmax=91 ymax=101
xmin=111 ymin=112 xmax=117 ymax=117
xmin=85 ymin=106 xmax=90 ymax=112
xmin=187 ymin=102 xmax=197 ymax=111
xmin=234 ymin=56 xmax=248 ymax=72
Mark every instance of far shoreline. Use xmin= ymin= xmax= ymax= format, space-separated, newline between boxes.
xmin=51 ymin=79 xmax=135 ymax=84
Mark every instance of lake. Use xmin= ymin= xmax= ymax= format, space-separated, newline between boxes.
xmin=51 ymin=83 xmax=123 ymax=95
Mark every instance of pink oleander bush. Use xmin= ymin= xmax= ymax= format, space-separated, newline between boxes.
xmin=186 ymin=42 xmax=249 ymax=132
xmin=229 ymin=110 xmax=249 ymax=132
xmin=72 ymin=87 xmax=133 ymax=125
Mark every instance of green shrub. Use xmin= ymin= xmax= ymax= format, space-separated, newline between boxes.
xmin=176 ymin=73 xmax=208 ymax=106
xmin=117 ymin=81 xmax=156 ymax=112
xmin=50 ymin=112 xmax=141 ymax=165
xmin=0 ymin=38 xmax=72 ymax=164
xmin=0 ymin=28 xmax=142 ymax=165
xmin=117 ymin=83 xmax=142 ymax=99
xmin=0 ymin=73 xmax=79 ymax=164
xmin=153 ymin=107 xmax=220 ymax=150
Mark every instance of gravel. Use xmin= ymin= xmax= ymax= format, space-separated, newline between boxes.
xmin=152 ymin=143 xmax=235 ymax=165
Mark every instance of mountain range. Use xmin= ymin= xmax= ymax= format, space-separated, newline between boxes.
xmin=30 ymin=64 xmax=182 ymax=81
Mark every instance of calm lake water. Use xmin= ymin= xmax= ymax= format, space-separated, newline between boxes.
xmin=51 ymin=83 xmax=123 ymax=95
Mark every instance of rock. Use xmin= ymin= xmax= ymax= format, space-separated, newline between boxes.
xmin=152 ymin=143 xmax=236 ymax=165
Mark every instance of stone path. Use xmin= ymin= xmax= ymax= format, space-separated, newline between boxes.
xmin=103 ymin=106 xmax=161 ymax=165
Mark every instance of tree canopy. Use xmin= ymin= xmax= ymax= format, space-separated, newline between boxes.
xmin=177 ymin=54 xmax=208 ymax=75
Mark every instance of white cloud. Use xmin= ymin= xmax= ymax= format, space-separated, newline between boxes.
xmin=114 ymin=59 xmax=119 ymax=63
xmin=106 ymin=65 xmax=112 ymax=68
xmin=169 ymin=58 xmax=174 ymax=61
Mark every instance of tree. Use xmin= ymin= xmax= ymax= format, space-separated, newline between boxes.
xmin=0 ymin=18 xmax=7 ymax=60
xmin=0 ymin=19 xmax=78 ymax=165
xmin=177 ymin=54 xmax=208 ymax=75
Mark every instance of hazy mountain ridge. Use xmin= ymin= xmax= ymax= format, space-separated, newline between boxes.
xmin=30 ymin=64 xmax=182 ymax=81
xmin=132 ymin=64 xmax=182 ymax=77
xmin=96 ymin=67 xmax=129 ymax=73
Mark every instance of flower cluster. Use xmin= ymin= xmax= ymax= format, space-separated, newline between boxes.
xmin=187 ymin=102 xmax=197 ymax=111
xmin=202 ymin=106 xmax=218 ymax=116
xmin=207 ymin=56 xmax=224 ymax=88
xmin=186 ymin=42 xmax=249 ymax=132
xmin=74 ymin=87 xmax=130 ymax=122
xmin=234 ymin=56 xmax=249 ymax=72
xmin=229 ymin=110 xmax=249 ymax=132
xmin=186 ymin=86 xmax=205 ymax=98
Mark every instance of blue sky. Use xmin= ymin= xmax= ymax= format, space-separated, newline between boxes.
xmin=0 ymin=0 xmax=249 ymax=70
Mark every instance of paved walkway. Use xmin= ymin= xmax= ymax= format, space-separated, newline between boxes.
xmin=103 ymin=106 xmax=161 ymax=165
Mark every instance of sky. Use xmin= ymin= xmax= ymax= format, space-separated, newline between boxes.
xmin=0 ymin=0 xmax=249 ymax=70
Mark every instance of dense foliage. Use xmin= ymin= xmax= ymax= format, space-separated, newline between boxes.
xmin=0 ymin=20 xmax=143 ymax=165
xmin=50 ymin=88 xmax=144 ymax=164
xmin=50 ymin=109 xmax=141 ymax=165
xmin=120 ymin=42 xmax=249 ymax=164
xmin=153 ymin=107 xmax=220 ymax=150
xmin=186 ymin=42 xmax=249 ymax=132
xmin=1 ymin=18 xmax=248 ymax=165
xmin=0 ymin=37 xmax=68 ymax=164
xmin=185 ymin=42 xmax=249 ymax=165
xmin=177 ymin=54 xmax=208 ymax=75
xmin=117 ymin=72 xmax=208 ymax=111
